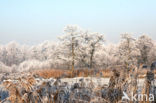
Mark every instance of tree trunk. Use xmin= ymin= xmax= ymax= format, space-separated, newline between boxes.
xmin=71 ymin=37 xmax=75 ymax=72
xmin=90 ymin=47 xmax=95 ymax=69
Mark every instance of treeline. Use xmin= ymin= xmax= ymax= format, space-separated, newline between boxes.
xmin=0 ymin=25 xmax=156 ymax=72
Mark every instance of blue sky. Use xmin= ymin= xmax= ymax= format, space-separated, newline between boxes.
xmin=0 ymin=0 xmax=156 ymax=44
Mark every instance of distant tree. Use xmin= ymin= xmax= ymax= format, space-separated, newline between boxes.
xmin=4 ymin=41 xmax=24 ymax=66
xmin=117 ymin=33 xmax=138 ymax=67
xmin=80 ymin=32 xmax=105 ymax=69
xmin=95 ymin=43 xmax=118 ymax=69
xmin=29 ymin=46 xmax=40 ymax=60
xmin=58 ymin=25 xmax=82 ymax=71
xmin=0 ymin=45 xmax=8 ymax=65
xmin=136 ymin=35 xmax=153 ymax=65
xmin=0 ymin=61 xmax=12 ymax=73
xmin=148 ymin=43 xmax=156 ymax=64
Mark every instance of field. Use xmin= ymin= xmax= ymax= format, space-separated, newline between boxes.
xmin=0 ymin=68 xmax=156 ymax=103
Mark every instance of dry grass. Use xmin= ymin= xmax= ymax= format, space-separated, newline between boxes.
xmin=33 ymin=68 xmax=156 ymax=79
xmin=33 ymin=69 xmax=111 ymax=79
xmin=34 ymin=69 xmax=71 ymax=78
xmin=2 ymin=75 xmax=37 ymax=102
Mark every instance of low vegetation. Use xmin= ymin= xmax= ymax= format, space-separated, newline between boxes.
xmin=0 ymin=66 xmax=155 ymax=103
xmin=33 ymin=68 xmax=156 ymax=79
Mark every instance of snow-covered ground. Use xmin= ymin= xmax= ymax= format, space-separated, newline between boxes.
xmin=61 ymin=77 xmax=110 ymax=87
xmin=61 ymin=77 xmax=153 ymax=87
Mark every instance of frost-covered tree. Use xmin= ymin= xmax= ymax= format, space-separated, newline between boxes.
xmin=95 ymin=43 xmax=118 ymax=68
xmin=0 ymin=61 xmax=12 ymax=73
xmin=148 ymin=42 xmax=156 ymax=64
xmin=136 ymin=35 xmax=153 ymax=65
xmin=58 ymin=25 xmax=82 ymax=70
xmin=30 ymin=41 xmax=57 ymax=61
xmin=2 ymin=41 xmax=25 ymax=66
xmin=117 ymin=33 xmax=138 ymax=67
xmin=78 ymin=31 xmax=105 ymax=69
xmin=0 ymin=45 xmax=8 ymax=65
xmin=20 ymin=45 xmax=30 ymax=61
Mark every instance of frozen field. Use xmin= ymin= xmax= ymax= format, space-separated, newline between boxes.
xmin=0 ymin=72 xmax=155 ymax=103
xmin=61 ymin=77 xmax=155 ymax=87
